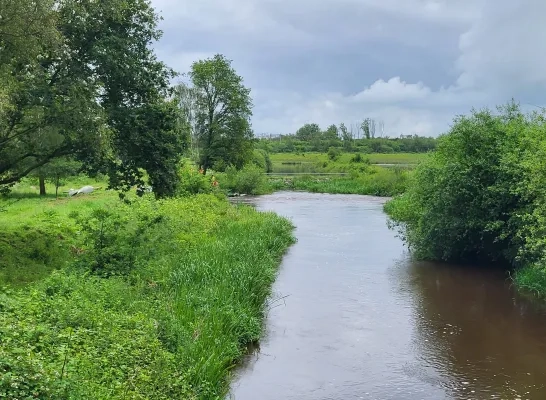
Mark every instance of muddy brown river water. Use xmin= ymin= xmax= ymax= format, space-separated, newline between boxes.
xmin=228 ymin=192 xmax=546 ymax=400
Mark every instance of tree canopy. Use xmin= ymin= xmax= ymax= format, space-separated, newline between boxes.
xmin=0 ymin=0 xmax=185 ymax=196
xmin=181 ymin=54 xmax=254 ymax=173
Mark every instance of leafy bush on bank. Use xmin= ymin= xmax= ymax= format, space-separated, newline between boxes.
xmin=216 ymin=165 xmax=272 ymax=195
xmin=384 ymin=103 xmax=546 ymax=295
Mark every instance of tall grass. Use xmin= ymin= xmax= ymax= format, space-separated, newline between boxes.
xmin=272 ymin=166 xmax=410 ymax=197
xmin=269 ymin=152 xmax=425 ymax=173
xmin=0 ymin=193 xmax=295 ymax=399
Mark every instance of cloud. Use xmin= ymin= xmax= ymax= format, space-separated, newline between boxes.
xmin=456 ymin=0 xmax=546 ymax=92
xmin=151 ymin=0 xmax=546 ymax=136
xmin=352 ymin=77 xmax=432 ymax=103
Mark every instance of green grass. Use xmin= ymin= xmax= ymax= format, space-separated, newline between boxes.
xmin=0 ymin=177 xmax=114 ymax=287
xmin=0 ymin=184 xmax=295 ymax=398
xmin=269 ymin=166 xmax=410 ymax=197
xmin=269 ymin=152 xmax=426 ymax=174
xmin=513 ymin=265 xmax=546 ymax=298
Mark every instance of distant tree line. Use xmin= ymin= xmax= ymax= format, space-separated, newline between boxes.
xmin=256 ymin=123 xmax=437 ymax=154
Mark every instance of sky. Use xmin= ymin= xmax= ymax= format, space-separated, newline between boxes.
xmin=151 ymin=0 xmax=546 ymax=137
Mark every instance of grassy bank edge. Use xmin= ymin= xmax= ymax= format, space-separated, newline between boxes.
xmin=0 ymin=193 xmax=295 ymax=398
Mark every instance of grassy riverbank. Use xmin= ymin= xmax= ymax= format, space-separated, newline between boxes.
xmin=0 ymin=184 xmax=294 ymax=398
xmin=181 ymin=160 xmax=411 ymax=198
xmin=268 ymin=166 xmax=410 ymax=197
xmin=269 ymin=152 xmax=424 ymax=174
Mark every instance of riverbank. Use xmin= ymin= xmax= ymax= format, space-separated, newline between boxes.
xmin=0 ymin=185 xmax=294 ymax=398
xmin=268 ymin=166 xmax=409 ymax=197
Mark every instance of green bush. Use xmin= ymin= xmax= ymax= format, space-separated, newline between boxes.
xmin=384 ymin=103 xmax=546 ymax=295
xmin=75 ymin=203 xmax=166 ymax=277
xmin=350 ymin=153 xmax=370 ymax=164
xmin=327 ymin=146 xmax=341 ymax=161
xmin=178 ymin=163 xmax=213 ymax=196
xmin=252 ymin=149 xmax=273 ymax=172
xmin=219 ymin=165 xmax=271 ymax=195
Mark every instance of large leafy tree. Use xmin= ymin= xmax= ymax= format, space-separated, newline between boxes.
xmin=295 ymin=123 xmax=321 ymax=141
xmin=0 ymin=0 xmax=184 ymax=196
xmin=187 ymin=54 xmax=253 ymax=173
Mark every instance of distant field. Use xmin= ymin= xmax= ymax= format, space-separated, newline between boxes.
xmin=269 ymin=152 xmax=428 ymax=173
xmin=270 ymin=152 xmax=426 ymax=164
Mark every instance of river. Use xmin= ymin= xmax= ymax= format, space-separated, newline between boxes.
xmin=228 ymin=192 xmax=546 ymax=400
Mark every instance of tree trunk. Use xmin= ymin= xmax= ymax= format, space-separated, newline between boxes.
xmin=55 ymin=177 xmax=59 ymax=199
xmin=39 ymin=176 xmax=46 ymax=196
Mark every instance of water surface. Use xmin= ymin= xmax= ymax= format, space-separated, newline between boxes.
xmin=229 ymin=192 xmax=546 ymax=400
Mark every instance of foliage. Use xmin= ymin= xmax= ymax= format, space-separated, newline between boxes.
xmin=218 ymin=165 xmax=271 ymax=195
xmin=385 ymin=103 xmax=546 ymax=295
xmin=186 ymin=54 xmax=254 ymax=173
xmin=256 ymin=128 xmax=437 ymax=154
xmin=0 ymin=0 xmax=184 ymax=197
xmin=252 ymin=149 xmax=273 ymax=172
xmin=177 ymin=163 xmax=215 ymax=196
xmin=0 ymin=193 xmax=295 ymax=398
xmin=275 ymin=166 xmax=409 ymax=197
xmin=327 ymin=147 xmax=341 ymax=161
xmin=295 ymin=123 xmax=321 ymax=141
xmin=351 ymin=153 xmax=370 ymax=164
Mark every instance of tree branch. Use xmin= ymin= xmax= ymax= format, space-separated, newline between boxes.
xmin=0 ymin=148 xmax=71 ymax=185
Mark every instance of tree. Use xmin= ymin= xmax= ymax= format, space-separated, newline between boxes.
xmin=361 ymin=119 xmax=371 ymax=139
xmin=295 ymin=123 xmax=321 ymax=141
xmin=173 ymin=81 xmax=198 ymax=161
xmin=327 ymin=147 xmax=341 ymax=161
xmin=188 ymin=54 xmax=253 ymax=173
xmin=340 ymin=123 xmax=353 ymax=151
xmin=0 ymin=0 xmax=184 ymax=197
xmin=33 ymin=158 xmax=81 ymax=198
xmin=385 ymin=102 xmax=545 ymax=267
xmin=323 ymin=124 xmax=339 ymax=140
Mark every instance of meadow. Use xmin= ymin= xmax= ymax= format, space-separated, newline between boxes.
xmin=269 ymin=152 xmax=425 ymax=174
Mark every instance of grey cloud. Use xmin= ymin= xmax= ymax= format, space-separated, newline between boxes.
xmin=151 ymin=0 xmax=546 ymax=136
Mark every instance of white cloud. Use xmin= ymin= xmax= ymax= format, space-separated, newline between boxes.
xmin=352 ymin=77 xmax=432 ymax=103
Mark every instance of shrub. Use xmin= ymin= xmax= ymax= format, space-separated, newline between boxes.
xmin=350 ymin=153 xmax=370 ymax=164
xmin=384 ymin=102 xmax=546 ymax=282
xmin=219 ymin=165 xmax=271 ymax=195
xmin=327 ymin=146 xmax=341 ymax=161
xmin=252 ymin=149 xmax=273 ymax=172
xmin=74 ymin=202 xmax=167 ymax=277
xmin=177 ymin=163 xmax=213 ymax=196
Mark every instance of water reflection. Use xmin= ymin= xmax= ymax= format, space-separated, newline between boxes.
xmin=399 ymin=260 xmax=546 ymax=399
